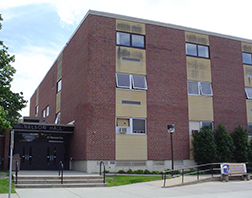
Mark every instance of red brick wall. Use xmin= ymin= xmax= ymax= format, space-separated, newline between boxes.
xmin=61 ymin=15 xmax=116 ymax=160
xmin=146 ymin=24 xmax=190 ymax=160
xmin=210 ymin=36 xmax=247 ymax=132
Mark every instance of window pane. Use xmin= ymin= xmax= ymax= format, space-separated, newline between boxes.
xmin=186 ymin=43 xmax=197 ymax=56
xmin=116 ymin=32 xmax=130 ymax=46
xmin=187 ymin=81 xmax=199 ymax=95
xmin=133 ymin=119 xmax=145 ymax=133
xmin=201 ymin=122 xmax=213 ymax=131
xmin=200 ymin=82 xmax=212 ymax=96
xmin=57 ymin=79 xmax=62 ymax=93
xmin=248 ymin=124 xmax=252 ymax=136
xmin=132 ymin=34 xmax=145 ymax=48
xmin=132 ymin=75 xmax=147 ymax=90
xmin=116 ymin=73 xmax=130 ymax=88
xmin=242 ymin=53 xmax=252 ymax=64
xmin=198 ymin=45 xmax=209 ymax=58
xmin=245 ymin=87 xmax=252 ymax=99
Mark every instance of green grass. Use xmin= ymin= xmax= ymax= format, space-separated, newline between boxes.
xmin=0 ymin=171 xmax=15 ymax=194
xmin=0 ymin=178 xmax=15 ymax=194
xmin=105 ymin=175 xmax=162 ymax=187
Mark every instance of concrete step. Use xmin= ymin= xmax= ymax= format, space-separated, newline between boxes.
xmin=15 ymin=183 xmax=107 ymax=188
xmin=13 ymin=174 xmax=106 ymax=188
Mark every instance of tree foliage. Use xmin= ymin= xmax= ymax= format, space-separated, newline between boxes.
xmin=0 ymin=14 xmax=27 ymax=133
xmin=231 ymin=125 xmax=249 ymax=162
xmin=214 ymin=124 xmax=235 ymax=162
xmin=192 ymin=126 xmax=217 ymax=164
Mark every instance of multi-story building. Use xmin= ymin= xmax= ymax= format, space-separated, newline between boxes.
xmin=16 ymin=10 xmax=252 ymax=172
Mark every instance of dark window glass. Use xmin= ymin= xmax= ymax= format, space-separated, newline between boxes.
xmin=116 ymin=32 xmax=130 ymax=46
xmin=57 ymin=79 xmax=62 ymax=93
xmin=201 ymin=122 xmax=213 ymax=131
xmin=248 ymin=124 xmax=252 ymax=136
xmin=245 ymin=87 xmax=252 ymax=99
xmin=188 ymin=81 xmax=199 ymax=95
xmin=243 ymin=52 xmax=252 ymax=64
xmin=132 ymin=75 xmax=147 ymax=90
xmin=198 ymin=45 xmax=209 ymax=58
xmin=132 ymin=34 xmax=144 ymax=48
xmin=186 ymin=43 xmax=197 ymax=56
xmin=200 ymin=82 xmax=212 ymax=96
xmin=116 ymin=73 xmax=130 ymax=88
xmin=133 ymin=119 xmax=146 ymax=133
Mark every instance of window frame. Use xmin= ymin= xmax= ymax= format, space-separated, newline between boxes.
xmin=57 ymin=79 xmax=62 ymax=93
xmin=116 ymin=117 xmax=147 ymax=134
xmin=187 ymin=81 xmax=213 ymax=96
xmin=116 ymin=73 xmax=147 ymax=90
xmin=242 ymin=52 xmax=252 ymax=65
xmin=116 ymin=31 xmax=145 ymax=49
xmin=186 ymin=43 xmax=210 ymax=59
xmin=245 ymin=87 xmax=252 ymax=99
xmin=248 ymin=124 xmax=252 ymax=136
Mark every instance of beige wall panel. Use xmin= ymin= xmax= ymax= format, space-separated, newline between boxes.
xmin=116 ymin=134 xmax=147 ymax=160
xmin=116 ymin=19 xmax=145 ymax=34
xmin=242 ymin=42 xmax=252 ymax=53
xmin=246 ymin=100 xmax=252 ymax=122
xmin=188 ymin=96 xmax=213 ymax=121
xmin=116 ymin=89 xmax=146 ymax=118
xmin=56 ymin=92 xmax=61 ymax=113
xmin=57 ymin=53 xmax=63 ymax=81
xmin=116 ymin=47 xmax=146 ymax=75
xmin=187 ymin=57 xmax=212 ymax=82
xmin=185 ymin=31 xmax=209 ymax=45
xmin=244 ymin=65 xmax=252 ymax=87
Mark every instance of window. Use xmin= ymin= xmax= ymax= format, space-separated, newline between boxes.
xmin=201 ymin=121 xmax=213 ymax=131
xmin=248 ymin=124 xmax=252 ymax=136
xmin=116 ymin=118 xmax=146 ymax=134
xmin=57 ymin=79 xmax=62 ymax=93
xmin=245 ymin=87 xmax=252 ymax=99
xmin=46 ymin=106 xmax=49 ymax=117
xmin=116 ymin=73 xmax=147 ymax=90
xmin=43 ymin=109 xmax=46 ymax=118
xmin=187 ymin=81 xmax=213 ymax=96
xmin=186 ymin=43 xmax=209 ymax=58
xmin=133 ymin=119 xmax=146 ymax=134
xmin=242 ymin=52 xmax=252 ymax=65
xmin=116 ymin=32 xmax=145 ymax=48
xmin=55 ymin=112 xmax=61 ymax=124
xmin=35 ymin=105 xmax=39 ymax=115
xmin=122 ymin=100 xmax=141 ymax=105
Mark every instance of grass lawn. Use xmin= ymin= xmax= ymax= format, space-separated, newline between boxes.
xmin=0 ymin=171 xmax=15 ymax=194
xmin=106 ymin=175 xmax=162 ymax=187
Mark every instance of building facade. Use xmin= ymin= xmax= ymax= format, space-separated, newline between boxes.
xmin=27 ymin=10 xmax=252 ymax=173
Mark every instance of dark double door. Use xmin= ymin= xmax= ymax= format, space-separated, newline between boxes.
xmin=17 ymin=142 xmax=64 ymax=170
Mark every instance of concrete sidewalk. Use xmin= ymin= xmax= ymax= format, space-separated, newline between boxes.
xmin=9 ymin=180 xmax=252 ymax=198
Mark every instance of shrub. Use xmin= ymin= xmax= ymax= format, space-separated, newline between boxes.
xmin=127 ymin=169 xmax=133 ymax=174
xmin=192 ymin=125 xmax=217 ymax=164
xmin=231 ymin=125 xmax=250 ymax=162
xmin=117 ymin=170 xmax=126 ymax=174
xmin=214 ymin=124 xmax=235 ymax=162
xmin=134 ymin=169 xmax=144 ymax=174
xmin=144 ymin=169 xmax=151 ymax=174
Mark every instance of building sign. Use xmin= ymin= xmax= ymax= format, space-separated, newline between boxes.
xmin=220 ymin=163 xmax=247 ymax=174
xmin=14 ymin=123 xmax=74 ymax=133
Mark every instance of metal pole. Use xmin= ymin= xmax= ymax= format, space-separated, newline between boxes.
xmin=9 ymin=130 xmax=14 ymax=198
xmin=171 ymin=132 xmax=174 ymax=176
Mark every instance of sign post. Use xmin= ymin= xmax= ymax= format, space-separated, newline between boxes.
xmin=8 ymin=130 xmax=14 ymax=198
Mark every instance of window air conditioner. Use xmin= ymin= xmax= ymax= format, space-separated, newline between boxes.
xmin=119 ymin=128 xmax=127 ymax=134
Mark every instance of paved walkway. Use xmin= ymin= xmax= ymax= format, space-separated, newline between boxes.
xmin=1 ymin=171 xmax=252 ymax=198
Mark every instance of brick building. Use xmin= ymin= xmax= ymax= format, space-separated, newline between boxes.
xmin=20 ymin=10 xmax=252 ymax=172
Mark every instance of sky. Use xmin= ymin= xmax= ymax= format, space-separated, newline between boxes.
xmin=1 ymin=0 xmax=252 ymax=117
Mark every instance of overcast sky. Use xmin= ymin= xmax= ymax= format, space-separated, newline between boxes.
xmin=1 ymin=0 xmax=252 ymax=117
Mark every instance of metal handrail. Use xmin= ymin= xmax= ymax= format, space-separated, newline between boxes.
xmin=59 ymin=161 xmax=64 ymax=184
xmin=99 ymin=161 xmax=106 ymax=183
xmin=15 ymin=160 xmax=19 ymax=184
xmin=162 ymin=162 xmax=222 ymax=187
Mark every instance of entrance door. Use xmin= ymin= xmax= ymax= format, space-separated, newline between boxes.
xmin=18 ymin=142 xmax=64 ymax=170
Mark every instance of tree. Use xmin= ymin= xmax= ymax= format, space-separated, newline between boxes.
xmin=192 ymin=126 xmax=217 ymax=164
xmin=231 ymin=125 xmax=249 ymax=162
xmin=214 ymin=124 xmax=235 ymax=162
xmin=0 ymin=14 xmax=27 ymax=133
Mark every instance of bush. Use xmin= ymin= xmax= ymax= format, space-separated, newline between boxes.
xmin=126 ymin=169 xmax=133 ymax=174
xmin=231 ymin=126 xmax=250 ymax=162
xmin=133 ymin=169 xmax=144 ymax=174
xmin=192 ymin=126 xmax=217 ymax=164
xmin=214 ymin=124 xmax=235 ymax=162
xmin=144 ymin=169 xmax=151 ymax=174
xmin=117 ymin=170 xmax=126 ymax=174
